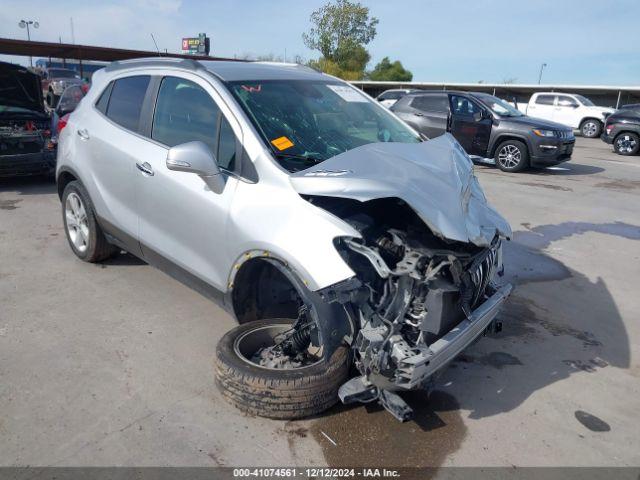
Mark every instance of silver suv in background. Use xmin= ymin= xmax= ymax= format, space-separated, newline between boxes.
xmin=56 ymin=58 xmax=511 ymax=421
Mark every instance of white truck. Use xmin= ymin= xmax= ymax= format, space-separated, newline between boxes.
xmin=516 ymin=92 xmax=615 ymax=138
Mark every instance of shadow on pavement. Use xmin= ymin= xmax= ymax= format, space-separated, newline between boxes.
xmin=0 ymin=175 xmax=57 ymax=196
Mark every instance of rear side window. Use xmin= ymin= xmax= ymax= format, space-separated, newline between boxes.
xmin=95 ymin=82 xmax=113 ymax=114
xmin=411 ymin=95 xmax=449 ymax=113
xmin=105 ymin=76 xmax=150 ymax=132
xmin=535 ymin=95 xmax=556 ymax=106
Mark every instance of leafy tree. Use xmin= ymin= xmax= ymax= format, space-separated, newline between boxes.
xmin=367 ymin=57 xmax=413 ymax=81
xmin=303 ymin=0 xmax=378 ymax=79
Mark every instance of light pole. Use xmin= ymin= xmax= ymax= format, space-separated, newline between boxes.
xmin=19 ymin=19 xmax=39 ymax=67
xmin=537 ymin=62 xmax=547 ymax=85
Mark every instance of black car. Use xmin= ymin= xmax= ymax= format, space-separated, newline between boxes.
xmin=601 ymin=108 xmax=640 ymax=156
xmin=0 ymin=62 xmax=55 ymax=177
xmin=391 ymin=91 xmax=575 ymax=172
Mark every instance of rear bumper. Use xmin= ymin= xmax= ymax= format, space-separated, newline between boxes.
xmin=396 ymin=283 xmax=513 ymax=389
xmin=0 ymin=151 xmax=56 ymax=177
xmin=601 ymin=133 xmax=615 ymax=144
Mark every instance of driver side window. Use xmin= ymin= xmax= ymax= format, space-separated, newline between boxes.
xmin=450 ymin=95 xmax=481 ymax=116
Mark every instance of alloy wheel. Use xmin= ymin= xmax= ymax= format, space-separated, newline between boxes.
xmin=65 ymin=192 xmax=89 ymax=253
xmin=582 ymin=121 xmax=598 ymax=137
xmin=615 ymin=135 xmax=637 ymax=154
xmin=498 ymin=145 xmax=522 ymax=169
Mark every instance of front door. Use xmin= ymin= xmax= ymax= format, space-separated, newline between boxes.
xmin=134 ymin=74 xmax=242 ymax=292
xmin=448 ymin=95 xmax=492 ymax=156
xmin=553 ymin=95 xmax=581 ymax=128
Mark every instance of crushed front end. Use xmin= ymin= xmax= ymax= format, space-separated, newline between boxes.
xmin=309 ymin=196 xmax=512 ymax=421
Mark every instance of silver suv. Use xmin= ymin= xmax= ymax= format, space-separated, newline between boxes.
xmin=56 ymin=58 xmax=512 ymax=421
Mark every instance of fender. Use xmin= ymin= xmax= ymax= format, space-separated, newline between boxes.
xmin=489 ymin=133 xmax=533 ymax=158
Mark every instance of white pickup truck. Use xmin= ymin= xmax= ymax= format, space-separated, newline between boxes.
xmin=516 ymin=92 xmax=615 ymax=138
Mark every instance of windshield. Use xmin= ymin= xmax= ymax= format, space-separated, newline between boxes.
xmin=49 ymin=69 xmax=79 ymax=79
xmin=575 ymin=94 xmax=595 ymax=106
xmin=228 ymin=80 xmax=421 ymax=172
xmin=475 ymin=93 xmax=523 ymax=117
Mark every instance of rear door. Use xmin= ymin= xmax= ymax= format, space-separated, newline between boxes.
xmin=526 ymin=94 xmax=556 ymax=121
xmin=134 ymin=73 xmax=242 ymax=291
xmin=79 ymin=75 xmax=152 ymax=254
xmin=404 ymin=94 xmax=449 ymax=138
xmin=448 ymin=94 xmax=492 ymax=156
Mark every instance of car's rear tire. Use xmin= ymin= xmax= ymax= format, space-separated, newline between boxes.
xmin=613 ymin=132 xmax=640 ymax=156
xmin=495 ymin=140 xmax=529 ymax=172
xmin=62 ymin=181 xmax=118 ymax=262
xmin=215 ymin=319 xmax=350 ymax=419
xmin=580 ymin=119 xmax=602 ymax=138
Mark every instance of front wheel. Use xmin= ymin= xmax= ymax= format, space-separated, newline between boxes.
xmin=580 ymin=119 xmax=602 ymax=138
xmin=613 ymin=132 xmax=640 ymax=156
xmin=495 ymin=140 xmax=529 ymax=172
xmin=215 ymin=319 xmax=350 ymax=419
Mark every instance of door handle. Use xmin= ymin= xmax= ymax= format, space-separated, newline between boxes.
xmin=414 ymin=112 xmax=425 ymax=117
xmin=76 ymin=128 xmax=90 ymax=140
xmin=136 ymin=162 xmax=154 ymax=176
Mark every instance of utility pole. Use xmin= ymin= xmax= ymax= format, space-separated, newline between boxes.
xmin=538 ymin=63 xmax=547 ymax=85
xmin=18 ymin=19 xmax=39 ymax=67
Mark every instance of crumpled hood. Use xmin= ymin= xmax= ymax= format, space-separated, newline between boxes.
xmin=290 ymin=133 xmax=512 ymax=247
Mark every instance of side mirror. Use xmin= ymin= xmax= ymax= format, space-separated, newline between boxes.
xmin=166 ymin=141 xmax=225 ymax=193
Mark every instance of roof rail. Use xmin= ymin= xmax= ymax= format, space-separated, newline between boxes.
xmin=104 ymin=56 xmax=206 ymax=73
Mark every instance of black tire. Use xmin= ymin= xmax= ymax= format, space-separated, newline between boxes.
xmin=494 ymin=139 xmax=529 ymax=172
xmin=215 ymin=319 xmax=350 ymax=419
xmin=613 ymin=132 xmax=640 ymax=156
xmin=580 ymin=119 xmax=602 ymax=138
xmin=61 ymin=181 xmax=118 ymax=262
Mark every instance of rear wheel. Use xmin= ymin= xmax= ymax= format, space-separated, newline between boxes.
xmin=613 ymin=132 xmax=640 ymax=156
xmin=580 ymin=119 xmax=602 ymax=138
xmin=62 ymin=181 xmax=118 ymax=262
xmin=495 ymin=140 xmax=529 ymax=172
xmin=215 ymin=318 xmax=350 ymax=419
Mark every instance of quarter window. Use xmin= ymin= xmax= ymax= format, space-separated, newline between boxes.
xmin=95 ymin=82 xmax=113 ymax=114
xmin=535 ymin=95 xmax=556 ymax=106
xmin=105 ymin=76 xmax=150 ymax=132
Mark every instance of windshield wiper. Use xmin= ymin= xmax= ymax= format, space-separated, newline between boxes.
xmin=273 ymin=152 xmax=324 ymax=166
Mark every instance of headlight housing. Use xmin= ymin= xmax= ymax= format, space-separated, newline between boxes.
xmin=532 ymin=129 xmax=556 ymax=137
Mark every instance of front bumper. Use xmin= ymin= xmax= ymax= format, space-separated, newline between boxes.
xmin=530 ymin=138 xmax=575 ymax=167
xmin=0 ymin=151 xmax=56 ymax=177
xmin=395 ymin=283 xmax=512 ymax=389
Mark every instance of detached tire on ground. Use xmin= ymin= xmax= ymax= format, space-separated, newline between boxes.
xmin=495 ymin=139 xmax=529 ymax=172
xmin=215 ymin=319 xmax=350 ymax=419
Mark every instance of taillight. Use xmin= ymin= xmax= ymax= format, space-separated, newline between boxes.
xmin=605 ymin=123 xmax=616 ymax=135
xmin=57 ymin=114 xmax=70 ymax=135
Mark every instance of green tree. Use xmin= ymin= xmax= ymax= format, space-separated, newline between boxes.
xmin=367 ymin=57 xmax=413 ymax=82
xmin=303 ymin=0 xmax=378 ymax=79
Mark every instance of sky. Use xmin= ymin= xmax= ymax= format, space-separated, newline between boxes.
xmin=1 ymin=0 xmax=639 ymax=85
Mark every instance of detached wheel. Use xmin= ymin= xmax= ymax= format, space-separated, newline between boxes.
xmin=215 ymin=319 xmax=350 ymax=419
xmin=580 ymin=119 xmax=602 ymax=138
xmin=495 ymin=140 xmax=529 ymax=172
xmin=613 ymin=132 xmax=640 ymax=156
xmin=62 ymin=181 xmax=117 ymax=262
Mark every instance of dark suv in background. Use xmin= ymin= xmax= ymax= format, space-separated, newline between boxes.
xmin=601 ymin=107 xmax=640 ymax=156
xmin=391 ymin=91 xmax=575 ymax=172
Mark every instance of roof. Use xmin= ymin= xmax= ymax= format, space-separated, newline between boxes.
xmin=353 ymin=80 xmax=640 ymax=94
xmin=0 ymin=37 xmax=236 ymax=63
xmin=200 ymin=61 xmax=325 ymax=81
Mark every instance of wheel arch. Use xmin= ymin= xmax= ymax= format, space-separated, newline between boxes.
xmin=580 ymin=117 xmax=602 ymax=127
xmin=489 ymin=134 xmax=531 ymax=158
xmin=56 ymin=167 xmax=81 ymax=200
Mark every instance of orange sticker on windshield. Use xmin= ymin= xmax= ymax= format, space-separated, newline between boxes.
xmin=271 ymin=136 xmax=294 ymax=151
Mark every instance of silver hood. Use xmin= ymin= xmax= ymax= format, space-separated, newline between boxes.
xmin=290 ymin=133 xmax=511 ymax=247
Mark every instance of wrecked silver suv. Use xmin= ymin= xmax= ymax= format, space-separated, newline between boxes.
xmin=56 ymin=58 xmax=511 ymax=421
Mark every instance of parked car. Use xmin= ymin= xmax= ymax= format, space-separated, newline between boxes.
xmin=51 ymin=84 xmax=87 ymax=143
xmin=56 ymin=58 xmax=512 ymax=421
xmin=516 ymin=92 xmax=614 ymax=138
xmin=376 ymin=88 xmax=421 ymax=108
xmin=0 ymin=61 xmax=55 ymax=177
xmin=40 ymin=67 xmax=83 ymax=108
xmin=601 ymin=109 xmax=640 ymax=156
xmin=391 ymin=91 xmax=574 ymax=172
